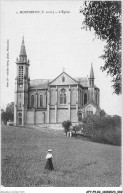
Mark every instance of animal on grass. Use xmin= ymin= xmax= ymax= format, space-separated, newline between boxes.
xmin=45 ymin=149 xmax=54 ymax=171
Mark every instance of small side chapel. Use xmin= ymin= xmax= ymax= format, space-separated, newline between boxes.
xmin=14 ymin=37 xmax=100 ymax=126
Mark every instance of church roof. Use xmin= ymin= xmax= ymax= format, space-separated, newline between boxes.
xmin=30 ymin=83 xmax=48 ymax=89
xmin=81 ymin=100 xmax=100 ymax=110
xmin=30 ymin=79 xmax=50 ymax=86
xmin=75 ymin=77 xmax=98 ymax=88
xmin=29 ymin=75 xmax=99 ymax=89
xmin=50 ymin=71 xmax=78 ymax=85
xmin=75 ymin=77 xmax=89 ymax=87
xmin=29 ymin=79 xmax=52 ymax=89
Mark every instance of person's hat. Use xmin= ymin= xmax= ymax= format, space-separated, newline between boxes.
xmin=48 ymin=149 xmax=52 ymax=152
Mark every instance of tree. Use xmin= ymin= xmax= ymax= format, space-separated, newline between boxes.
xmin=82 ymin=114 xmax=121 ymax=145
xmin=62 ymin=120 xmax=72 ymax=136
xmin=80 ymin=1 xmax=121 ymax=94
xmin=1 ymin=102 xmax=14 ymax=124
xmin=100 ymin=109 xmax=106 ymax=118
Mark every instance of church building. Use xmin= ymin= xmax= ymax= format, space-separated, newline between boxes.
xmin=14 ymin=37 xmax=100 ymax=126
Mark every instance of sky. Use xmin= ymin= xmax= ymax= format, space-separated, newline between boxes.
xmin=1 ymin=0 xmax=122 ymax=116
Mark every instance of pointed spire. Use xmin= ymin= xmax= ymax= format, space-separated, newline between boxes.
xmin=90 ymin=63 xmax=94 ymax=79
xmin=22 ymin=36 xmax=24 ymax=44
xmin=20 ymin=36 xmax=27 ymax=56
xmin=89 ymin=63 xmax=94 ymax=87
xmin=19 ymin=36 xmax=27 ymax=62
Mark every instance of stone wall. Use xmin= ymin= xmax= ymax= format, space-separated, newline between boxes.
xmin=27 ymin=111 xmax=34 ymax=124
xmin=50 ymin=109 xmax=55 ymax=123
xmin=71 ymin=109 xmax=78 ymax=122
xmin=57 ymin=109 xmax=70 ymax=123
xmin=35 ymin=111 xmax=45 ymax=124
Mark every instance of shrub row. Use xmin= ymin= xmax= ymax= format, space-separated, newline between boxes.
xmin=62 ymin=115 xmax=121 ymax=146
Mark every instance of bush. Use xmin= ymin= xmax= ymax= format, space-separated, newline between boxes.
xmin=82 ymin=114 xmax=121 ymax=146
xmin=62 ymin=120 xmax=72 ymax=136
xmin=72 ymin=124 xmax=84 ymax=135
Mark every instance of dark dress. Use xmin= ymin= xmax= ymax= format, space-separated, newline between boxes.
xmin=45 ymin=158 xmax=54 ymax=171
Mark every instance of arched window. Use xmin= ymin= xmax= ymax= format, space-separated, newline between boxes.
xmin=64 ymin=93 xmax=66 ymax=104
xmin=87 ymin=110 xmax=93 ymax=116
xmin=60 ymin=94 xmax=63 ymax=104
xmin=26 ymin=67 xmax=28 ymax=77
xmin=40 ymin=94 xmax=43 ymax=107
xmin=31 ymin=95 xmax=34 ymax=108
xmin=19 ymin=66 xmax=23 ymax=82
xmin=84 ymin=93 xmax=87 ymax=105
xmin=18 ymin=113 xmax=22 ymax=117
xmin=96 ymin=93 xmax=98 ymax=105
xmin=87 ymin=106 xmax=93 ymax=116
xmin=60 ymin=89 xmax=66 ymax=104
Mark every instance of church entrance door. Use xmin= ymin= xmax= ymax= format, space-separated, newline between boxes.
xmin=78 ymin=113 xmax=82 ymax=122
xmin=18 ymin=113 xmax=22 ymax=125
xmin=19 ymin=118 xmax=22 ymax=125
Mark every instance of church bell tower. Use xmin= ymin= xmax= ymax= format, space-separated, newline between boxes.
xmin=14 ymin=37 xmax=30 ymax=126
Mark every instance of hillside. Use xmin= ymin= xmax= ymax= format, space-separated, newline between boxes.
xmin=1 ymin=125 xmax=121 ymax=187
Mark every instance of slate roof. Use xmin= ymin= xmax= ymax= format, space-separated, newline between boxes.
xmin=29 ymin=76 xmax=99 ymax=89
xmin=75 ymin=77 xmax=98 ymax=88
xmin=29 ymin=79 xmax=52 ymax=89
xmin=75 ymin=77 xmax=89 ymax=87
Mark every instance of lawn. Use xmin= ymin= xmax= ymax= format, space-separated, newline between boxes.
xmin=1 ymin=125 xmax=121 ymax=187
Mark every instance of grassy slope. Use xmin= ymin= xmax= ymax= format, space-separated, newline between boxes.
xmin=1 ymin=125 xmax=121 ymax=187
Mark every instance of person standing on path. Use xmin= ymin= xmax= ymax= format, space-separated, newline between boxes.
xmin=45 ymin=149 xmax=54 ymax=171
